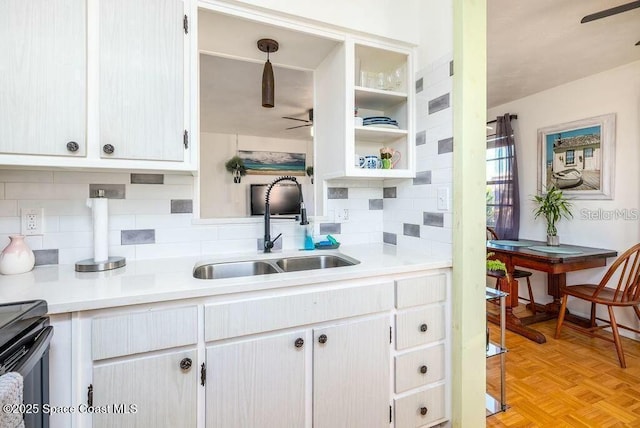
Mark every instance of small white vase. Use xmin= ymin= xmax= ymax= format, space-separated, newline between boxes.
xmin=547 ymin=235 xmax=560 ymax=246
xmin=0 ymin=235 xmax=35 ymax=275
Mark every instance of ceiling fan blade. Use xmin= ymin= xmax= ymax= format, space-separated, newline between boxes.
xmin=636 ymin=40 xmax=640 ymax=46
xmin=285 ymin=124 xmax=312 ymax=130
xmin=282 ymin=116 xmax=310 ymax=123
xmin=581 ymin=0 xmax=640 ymax=23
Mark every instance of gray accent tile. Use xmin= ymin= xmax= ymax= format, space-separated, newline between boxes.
xmin=383 ymin=187 xmax=397 ymax=199
xmin=369 ymin=199 xmax=383 ymax=210
xmin=121 ymin=229 xmax=155 ymax=245
xmin=413 ymin=171 xmax=432 ymax=185
xmin=89 ymin=184 xmax=126 ymax=199
xmin=403 ymin=223 xmax=421 ymax=238
xmin=33 ymin=249 xmax=58 ymax=266
xmin=428 ymin=93 xmax=450 ymax=114
xmin=416 ymin=130 xmax=427 ymax=146
xmin=423 ymin=212 xmax=445 ymax=227
xmin=130 ymin=173 xmax=164 ymax=184
xmin=449 ymin=60 xmax=454 ymax=76
xmin=415 ymin=77 xmax=424 ymax=93
xmin=327 ymin=187 xmax=348 ymax=199
xmin=319 ymin=223 xmax=341 ymax=234
xmin=438 ymin=137 xmax=453 ymax=154
xmin=171 ymin=199 xmax=193 ymax=214
xmin=383 ymin=232 xmax=397 ymax=245
xmin=257 ymin=238 xmax=282 ymax=252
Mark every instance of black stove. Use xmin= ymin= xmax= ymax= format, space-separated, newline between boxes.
xmin=0 ymin=300 xmax=52 ymax=428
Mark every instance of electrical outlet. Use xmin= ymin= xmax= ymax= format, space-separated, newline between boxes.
xmin=335 ymin=209 xmax=349 ymax=222
xmin=21 ymin=208 xmax=44 ymax=236
xmin=437 ymin=187 xmax=450 ymax=211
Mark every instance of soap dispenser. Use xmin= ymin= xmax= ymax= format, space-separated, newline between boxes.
xmin=304 ymin=223 xmax=315 ymax=250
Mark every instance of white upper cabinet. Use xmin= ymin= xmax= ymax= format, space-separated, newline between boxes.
xmin=315 ymin=38 xmax=415 ymax=181
xmin=0 ymin=0 xmax=194 ymax=170
xmin=0 ymin=0 xmax=86 ymax=157
xmin=99 ymin=0 xmax=186 ymax=161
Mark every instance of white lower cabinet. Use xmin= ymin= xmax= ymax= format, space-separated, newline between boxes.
xmin=54 ymin=271 xmax=450 ymax=428
xmin=92 ymin=349 xmax=198 ymax=428
xmin=313 ymin=316 xmax=390 ymax=428
xmin=205 ymin=331 xmax=306 ymax=428
xmin=205 ymin=315 xmax=390 ymax=428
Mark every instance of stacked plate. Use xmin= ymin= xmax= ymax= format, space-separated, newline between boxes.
xmin=362 ymin=116 xmax=399 ymax=129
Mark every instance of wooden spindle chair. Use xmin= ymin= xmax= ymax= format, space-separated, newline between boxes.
xmin=555 ymin=243 xmax=640 ymax=368
xmin=486 ymin=227 xmax=536 ymax=314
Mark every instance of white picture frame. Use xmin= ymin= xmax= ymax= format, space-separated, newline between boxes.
xmin=537 ymin=113 xmax=615 ymax=199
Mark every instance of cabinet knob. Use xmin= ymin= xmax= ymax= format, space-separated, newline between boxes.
xmin=294 ymin=338 xmax=304 ymax=348
xmin=103 ymin=144 xmax=115 ymax=154
xmin=179 ymin=358 xmax=192 ymax=371
xmin=420 ymin=323 xmax=428 ymax=332
xmin=419 ymin=365 xmax=428 ymax=374
xmin=66 ymin=141 xmax=79 ymax=152
xmin=318 ymin=334 xmax=328 ymax=344
xmin=420 ymin=406 xmax=428 ymax=416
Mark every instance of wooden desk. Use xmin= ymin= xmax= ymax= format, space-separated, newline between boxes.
xmin=487 ymin=240 xmax=617 ymax=344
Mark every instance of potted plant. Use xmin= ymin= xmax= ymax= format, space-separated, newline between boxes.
xmin=532 ymin=185 xmax=573 ymax=246
xmin=225 ymin=156 xmax=246 ymax=183
xmin=306 ymin=166 xmax=314 ymax=184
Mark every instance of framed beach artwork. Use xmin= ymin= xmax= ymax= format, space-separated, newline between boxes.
xmin=537 ymin=113 xmax=615 ymax=200
xmin=238 ymin=150 xmax=306 ymax=175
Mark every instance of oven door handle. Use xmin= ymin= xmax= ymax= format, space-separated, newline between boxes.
xmin=14 ymin=326 xmax=53 ymax=378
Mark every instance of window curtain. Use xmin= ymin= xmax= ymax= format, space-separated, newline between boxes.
xmin=492 ymin=113 xmax=520 ymax=240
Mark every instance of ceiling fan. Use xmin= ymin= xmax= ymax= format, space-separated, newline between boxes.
xmin=580 ymin=1 xmax=640 ymax=46
xmin=581 ymin=1 xmax=640 ymax=23
xmin=282 ymin=109 xmax=313 ymax=130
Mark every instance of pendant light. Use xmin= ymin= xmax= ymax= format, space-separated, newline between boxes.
xmin=257 ymin=39 xmax=279 ymax=108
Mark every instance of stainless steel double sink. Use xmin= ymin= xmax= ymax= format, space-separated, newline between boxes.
xmin=193 ymin=253 xmax=360 ymax=280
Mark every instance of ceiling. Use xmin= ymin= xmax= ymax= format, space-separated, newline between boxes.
xmin=488 ymin=0 xmax=640 ymax=108
xmin=198 ymin=9 xmax=339 ymax=141
xmin=199 ymin=3 xmax=640 ymax=133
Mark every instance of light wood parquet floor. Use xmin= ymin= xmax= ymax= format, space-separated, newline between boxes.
xmin=486 ymin=317 xmax=640 ymax=427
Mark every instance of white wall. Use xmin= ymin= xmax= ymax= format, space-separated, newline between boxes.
xmin=231 ymin=0 xmax=421 ymax=45
xmin=417 ymin=0 xmax=453 ymax=70
xmin=488 ymin=60 xmax=640 ymax=333
xmin=200 ymin=133 xmax=313 ymax=218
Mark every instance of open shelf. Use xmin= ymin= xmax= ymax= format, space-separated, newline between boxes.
xmin=355 ymin=126 xmax=407 ymax=144
xmin=355 ymin=86 xmax=407 ymax=110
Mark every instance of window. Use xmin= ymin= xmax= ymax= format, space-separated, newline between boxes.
xmin=584 ymin=147 xmax=593 ymax=158
xmin=565 ymin=150 xmax=575 ymax=165
xmin=486 ymin=135 xmax=513 ymax=227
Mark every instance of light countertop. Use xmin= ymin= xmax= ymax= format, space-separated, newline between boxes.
xmin=0 ymin=244 xmax=451 ymax=314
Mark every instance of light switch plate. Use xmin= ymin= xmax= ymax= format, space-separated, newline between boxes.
xmin=437 ymin=188 xmax=449 ymax=211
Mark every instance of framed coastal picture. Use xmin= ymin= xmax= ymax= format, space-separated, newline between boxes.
xmin=537 ymin=113 xmax=615 ymax=199
xmin=238 ymin=150 xmax=306 ymax=175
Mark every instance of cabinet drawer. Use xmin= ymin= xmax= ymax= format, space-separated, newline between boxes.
xmin=395 ymin=384 xmax=445 ymax=427
xmin=92 ymin=306 xmax=198 ymax=360
xmin=205 ymin=282 xmax=393 ymax=341
xmin=395 ymin=274 xmax=446 ymax=309
xmin=395 ymin=305 xmax=444 ymax=350
xmin=395 ymin=344 xmax=444 ymax=393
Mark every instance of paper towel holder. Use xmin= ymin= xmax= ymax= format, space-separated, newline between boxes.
xmin=75 ymin=189 xmax=126 ymax=272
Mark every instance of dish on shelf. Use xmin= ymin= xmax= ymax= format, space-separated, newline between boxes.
xmin=362 ymin=123 xmax=399 ymax=129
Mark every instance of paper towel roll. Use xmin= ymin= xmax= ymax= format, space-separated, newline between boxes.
xmin=87 ymin=197 xmax=109 ymax=262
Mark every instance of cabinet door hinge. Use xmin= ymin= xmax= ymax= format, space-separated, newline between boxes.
xmin=183 ymin=15 xmax=189 ymax=34
xmin=389 ymin=326 xmax=392 ymax=344
xmin=389 ymin=404 xmax=392 ymax=423
xmin=200 ymin=363 xmax=206 ymax=386
xmin=183 ymin=130 xmax=189 ymax=149
xmin=87 ymin=384 xmax=93 ymax=407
